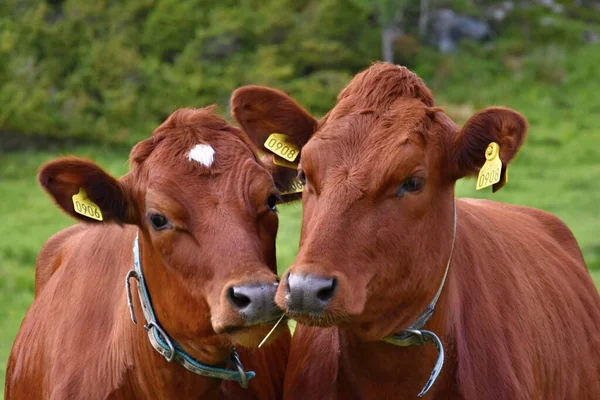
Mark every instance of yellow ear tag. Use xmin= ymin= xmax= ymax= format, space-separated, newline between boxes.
xmin=476 ymin=142 xmax=503 ymax=191
xmin=72 ymin=188 xmax=103 ymax=221
xmin=281 ymin=178 xmax=304 ymax=195
xmin=264 ymin=133 xmax=300 ymax=162
xmin=272 ymin=155 xmax=299 ymax=170
xmin=475 ymin=142 xmax=502 ymax=190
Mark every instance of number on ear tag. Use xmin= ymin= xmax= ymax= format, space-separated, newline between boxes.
xmin=264 ymin=133 xmax=299 ymax=162
xmin=281 ymin=178 xmax=304 ymax=195
xmin=72 ymin=188 xmax=103 ymax=221
xmin=476 ymin=142 xmax=503 ymax=191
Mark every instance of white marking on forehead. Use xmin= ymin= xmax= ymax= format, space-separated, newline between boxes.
xmin=188 ymin=144 xmax=215 ymax=167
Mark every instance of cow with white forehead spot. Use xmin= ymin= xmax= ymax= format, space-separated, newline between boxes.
xmin=6 ymin=106 xmax=296 ymax=399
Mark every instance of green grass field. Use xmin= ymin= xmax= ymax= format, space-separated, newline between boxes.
xmin=1 ymin=134 xmax=599 ymax=393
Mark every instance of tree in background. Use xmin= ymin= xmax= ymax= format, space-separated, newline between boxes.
xmin=1 ymin=0 xmax=600 ymax=145
xmin=0 ymin=0 xmax=379 ymax=142
xmin=357 ymin=0 xmax=409 ymax=63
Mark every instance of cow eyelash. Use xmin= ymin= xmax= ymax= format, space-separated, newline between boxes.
xmin=297 ymin=170 xmax=306 ymax=185
xmin=396 ymin=176 xmax=425 ymax=199
xmin=267 ymin=194 xmax=280 ymax=212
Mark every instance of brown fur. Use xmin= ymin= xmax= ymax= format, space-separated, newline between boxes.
xmin=6 ymin=107 xmax=292 ymax=399
xmin=231 ymin=62 xmax=600 ymax=399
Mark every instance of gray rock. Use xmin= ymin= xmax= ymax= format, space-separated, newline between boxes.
xmin=427 ymin=9 xmax=493 ymax=53
xmin=583 ymin=30 xmax=599 ymax=44
xmin=485 ymin=2 xmax=515 ymax=23
xmin=539 ymin=0 xmax=564 ymax=13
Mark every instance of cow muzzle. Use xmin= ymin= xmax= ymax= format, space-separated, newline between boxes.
xmin=225 ymin=281 xmax=281 ymax=325
xmin=276 ymin=266 xmax=368 ymax=325
xmin=284 ymin=272 xmax=338 ymax=314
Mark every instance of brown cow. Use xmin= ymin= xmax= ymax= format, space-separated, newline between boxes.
xmin=5 ymin=107 xmax=294 ymax=399
xmin=231 ymin=63 xmax=600 ymax=399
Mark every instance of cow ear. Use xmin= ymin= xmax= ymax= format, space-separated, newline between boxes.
xmin=450 ymin=107 xmax=528 ymax=181
xmin=231 ymin=85 xmax=317 ymax=200
xmin=38 ymin=157 xmax=139 ymax=225
xmin=231 ymin=85 xmax=317 ymax=150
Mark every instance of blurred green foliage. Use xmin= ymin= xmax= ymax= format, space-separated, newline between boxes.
xmin=2 ymin=1 xmax=600 ymax=144
xmin=1 ymin=1 xmax=599 ymax=142
xmin=0 ymin=0 xmax=379 ymax=142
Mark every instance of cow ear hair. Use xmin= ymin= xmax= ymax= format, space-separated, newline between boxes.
xmin=231 ymin=85 xmax=317 ymax=150
xmin=231 ymin=86 xmax=318 ymax=201
xmin=38 ymin=157 xmax=139 ymax=225
xmin=449 ymin=107 xmax=528 ymax=182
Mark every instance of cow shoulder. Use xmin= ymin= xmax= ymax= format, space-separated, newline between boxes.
xmin=5 ymin=318 xmax=47 ymax=399
xmin=502 ymin=202 xmax=585 ymax=262
xmin=34 ymin=224 xmax=86 ymax=296
xmin=461 ymin=198 xmax=585 ymax=265
xmin=453 ymin=198 xmax=600 ymax=399
xmin=9 ymin=225 xmax=137 ymax=399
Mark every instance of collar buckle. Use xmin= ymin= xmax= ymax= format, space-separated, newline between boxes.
xmin=125 ymin=270 xmax=139 ymax=324
xmin=231 ymin=349 xmax=249 ymax=389
xmin=403 ymin=329 xmax=425 ymax=346
xmin=147 ymin=320 xmax=176 ymax=362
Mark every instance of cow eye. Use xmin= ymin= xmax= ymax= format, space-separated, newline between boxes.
xmin=297 ymin=170 xmax=306 ymax=185
xmin=397 ymin=176 xmax=425 ymax=198
xmin=267 ymin=194 xmax=279 ymax=211
xmin=148 ymin=213 xmax=171 ymax=231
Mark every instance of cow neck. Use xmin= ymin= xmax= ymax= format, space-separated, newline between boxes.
xmin=380 ymin=202 xmax=457 ymax=398
xmin=125 ymin=232 xmax=256 ymax=388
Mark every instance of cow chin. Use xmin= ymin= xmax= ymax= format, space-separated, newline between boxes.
xmin=286 ymin=312 xmax=350 ymax=328
xmin=283 ymin=301 xmax=362 ymax=328
xmin=224 ymin=319 xmax=288 ymax=348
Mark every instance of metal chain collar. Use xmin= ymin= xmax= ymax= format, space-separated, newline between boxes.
xmin=383 ymin=204 xmax=457 ymax=398
xmin=125 ymin=233 xmax=255 ymax=388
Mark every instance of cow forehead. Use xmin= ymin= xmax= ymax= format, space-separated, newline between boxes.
xmin=305 ymin=99 xmax=431 ymax=172
xmin=306 ymin=61 xmax=435 ymax=162
xmin=131 ymin=108 xmax=260 ymax=175
xmin=133 ymin=120 xmax=271 ymax=209
xmin=150 ymin=139 xmax=267 ymax=191
xmin=145 ymin=130 xmax=258 ymax=175
xmin=143 ymin=145 xmax=272 ymax=228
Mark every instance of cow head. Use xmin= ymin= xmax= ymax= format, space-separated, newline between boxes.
xmin=232 ymin=62 xmax=527 ymax=340
xmin=38 ymin=107 xmax=295 ymax=350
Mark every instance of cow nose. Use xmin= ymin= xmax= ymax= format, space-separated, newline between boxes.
xmin=286 ymin=273 xmax=337 ymax=314
xmin=227 ymin=282 xmax=280 ymax=324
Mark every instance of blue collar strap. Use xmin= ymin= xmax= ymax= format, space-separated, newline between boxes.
xmin=383 ymin=204 xmax=457 ymax=398
xmin=125 ymin=233 xmax=255 ymax=388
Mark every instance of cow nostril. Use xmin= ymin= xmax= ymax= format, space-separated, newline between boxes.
xmin=285 ymin=272 xmax=291 ymax=294
xmin=316 ymin=278 xmax=337 ymax=302
xmin=227 ymin=287 xmax=251 ymax=310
